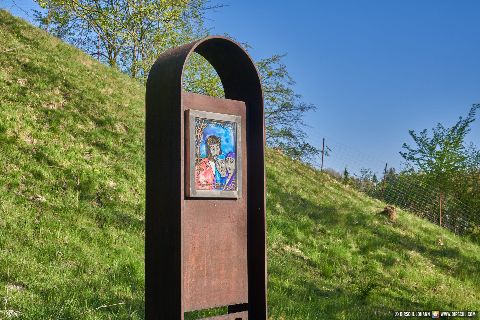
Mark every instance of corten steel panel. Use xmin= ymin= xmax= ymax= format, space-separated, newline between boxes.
xmin=146 ymin=36 xmax=266 ymax=320
xmin=183 ymin=92 xmax=248 ymax=311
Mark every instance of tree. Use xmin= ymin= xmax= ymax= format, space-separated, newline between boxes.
xmin=183 ymin=52 xmax=320 ymax=161
xmin=343 ymin=167 xmax=350 ymax=184
xmin=182 ymin=52 xmax=224 ymax=98
xmin=34 ymin=0 xmax=212 ymax=76
xmin=355 ymin=168 xmax=375 ymax=192
xmin=34 ymin=0 xmax=319 ymax=161
xmin=257 ymin=54 xmax=319 ymax=161
xmin=400 ymin=104 xmax=480 ymax=227
xmin=400 ymin=104 xmax=479 ymax=194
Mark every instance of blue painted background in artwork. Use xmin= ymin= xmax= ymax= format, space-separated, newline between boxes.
xmin=199 ymin=120 xmax=235 ymax=160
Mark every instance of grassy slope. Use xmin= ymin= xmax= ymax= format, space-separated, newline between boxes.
xmin=266 ymin=153 xmax=480 ymax=319
xmin=0 ymin=11 xmax=479 ymax=319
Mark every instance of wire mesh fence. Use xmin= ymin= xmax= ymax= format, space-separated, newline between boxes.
xmin=309 ymin=136 xmax=479 ymax=237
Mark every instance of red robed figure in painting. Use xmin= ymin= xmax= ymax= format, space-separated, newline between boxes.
xmin=195 ymin=158 xmax=215 ymax=189
xmin=195 ymin=135 xmax=221 ymax=190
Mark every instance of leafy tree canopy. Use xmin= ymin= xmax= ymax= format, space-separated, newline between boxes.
xmin=400 ymin=104 xmax=479 ymax=191
xmin=34 ymin=0 xmax=319 ymax=161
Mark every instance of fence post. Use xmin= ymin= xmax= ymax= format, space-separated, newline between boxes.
xmin=439 ymin=193 xmax=443 ymax=227
xmin=381 ymin=163 xmax=388 ymax=200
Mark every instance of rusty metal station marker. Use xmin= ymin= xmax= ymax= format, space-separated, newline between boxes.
xmin=145 ymin=36 xmax=267 ymax=320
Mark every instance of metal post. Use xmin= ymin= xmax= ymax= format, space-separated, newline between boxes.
xmin=439 ymin=193 xmax=443 ymax=227
xmin=381 ymin=163 xmax=388 ymax=200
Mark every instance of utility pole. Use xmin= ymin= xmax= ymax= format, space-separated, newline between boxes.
xmin=97 ymin=35 xmax=101 ymax=61
xmin=321 ymin=137 xmax=325 ymax=171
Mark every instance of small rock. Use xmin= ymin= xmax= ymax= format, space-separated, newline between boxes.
xmin=6 ymin=283 xmax=25 ymax=291
xmin=29 ymin=194 xmax=46 ymax=203
xmin=16 ymin=78 xmax=27 ymax=86
xmin=0 ymin=309 xmax=21 ymax=318
xmin=381 ymin=205 xmax=397 ymax=222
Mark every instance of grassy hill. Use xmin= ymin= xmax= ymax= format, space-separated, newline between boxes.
xmin=1 ymin=10 xmax=479 ymax=319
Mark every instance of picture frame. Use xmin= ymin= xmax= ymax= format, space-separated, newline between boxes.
xmin=186 ymin=109 xmax=242 ymax=198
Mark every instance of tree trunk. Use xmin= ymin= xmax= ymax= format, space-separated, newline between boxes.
xmin=131 ymin=41 xmax=137 ymax=78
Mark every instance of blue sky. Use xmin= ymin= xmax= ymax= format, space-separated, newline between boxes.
xmin=4 ymin=0 xmax=480 ymax=174
xmin=203 ymin=0 xmax=480 ymax=173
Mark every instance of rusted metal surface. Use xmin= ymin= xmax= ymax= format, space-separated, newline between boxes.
xmin=200 ymin=311 xmax=248 ymax=320
xmin=183 ymin=92 xmax=248 ymax=311
xmin=146 ymin=36 xmax=266 ymax=319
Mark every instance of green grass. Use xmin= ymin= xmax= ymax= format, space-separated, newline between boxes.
xmin=266 ymin=152 xmax=480 ymax=319
xmin=1 ymin=10 xmax=479 ymax=319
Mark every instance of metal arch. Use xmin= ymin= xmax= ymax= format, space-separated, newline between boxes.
xmin=145 ymin=36 xmax=267 ymax=319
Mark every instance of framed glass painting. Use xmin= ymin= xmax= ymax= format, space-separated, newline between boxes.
xmin=186 ymin=109 xmax=242 ymax=198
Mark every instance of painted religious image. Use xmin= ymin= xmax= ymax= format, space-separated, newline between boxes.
xmin=187 ymin=110 xmax=241 ymax=198
xmin=195 ymin=118 xmax=237 ymax=190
